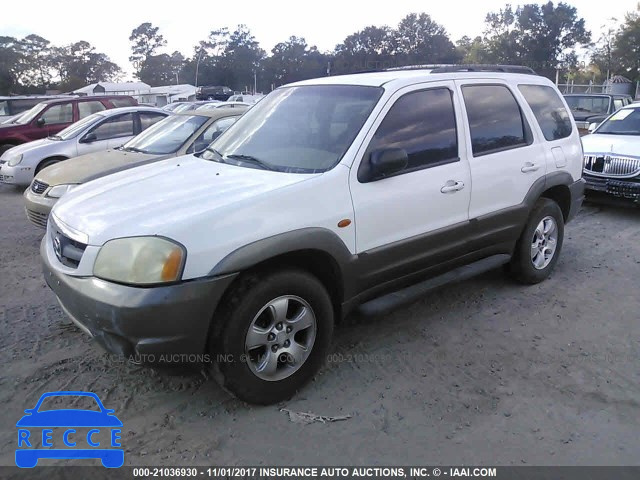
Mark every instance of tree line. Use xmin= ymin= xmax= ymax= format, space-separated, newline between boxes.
xmin=1 ymin=1 xmax=638 ymax=96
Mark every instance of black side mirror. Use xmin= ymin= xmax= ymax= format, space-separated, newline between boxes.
xmin=36 ymin=118 xmax=45 ymax=127
xmin=81 ymin=132 xmax=97 ymax=143
xmin=358 ymin=148 xmax=408 ymax=183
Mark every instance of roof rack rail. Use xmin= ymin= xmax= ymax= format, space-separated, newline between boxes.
xmin=386 ymin=64 xmax=537 ymax=75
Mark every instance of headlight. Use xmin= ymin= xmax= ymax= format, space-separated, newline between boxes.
xmin=93 ymin=236 xmax=186 ymax=285
xmin=47 ymin=184 xmax=77 ymax=198
xmin=7 ymin=154 xmax=23 ymax=167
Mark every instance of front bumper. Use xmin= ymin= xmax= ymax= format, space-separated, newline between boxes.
xmin=567 ymin=177 xmax=586 ymax=222
xmin=584 ymin=173 xmax=640 ymax=201
xmin=23 ymin=188 xmax=56 ymax=228
xmin=41 ymin=238 xmax=238 ymax=358
xmin=0 ymin=162 xmax=34 ymax=186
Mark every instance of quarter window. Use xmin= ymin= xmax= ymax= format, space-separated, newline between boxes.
xmin=78 ymin=101 xmax=106 ymax=119
xmin=518 ymin=85 xmax=572 ymax=141
xmin=462 ymin=85 xmax=528 ymax=156
xmin=40 ymin=103 xmax=73 ymax=125
xmin=367 ymin=88 xmax=458 ymax=173
xmin=91 ymin=113 xmax=134 ymax=141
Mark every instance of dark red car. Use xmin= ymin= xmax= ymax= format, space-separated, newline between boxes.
xmin=0 ymin=96 xmax=137 ymax=155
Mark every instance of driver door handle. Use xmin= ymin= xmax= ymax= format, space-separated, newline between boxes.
xmin=440 ymin=180 xmax=465 ymax=193
xmin=521 ymin=162 xmax=540 ymax=173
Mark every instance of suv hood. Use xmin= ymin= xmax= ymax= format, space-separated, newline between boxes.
xmin=36 ymin=149 xmax=160 ymax=186
xmin=52 ymin=155 xmax=318 ymax=245
xmin=581 ymin=134 xmax=640 ymax=157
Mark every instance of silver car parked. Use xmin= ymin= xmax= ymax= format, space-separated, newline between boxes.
xmin=0 ymin=106 xmax=169 ymax=186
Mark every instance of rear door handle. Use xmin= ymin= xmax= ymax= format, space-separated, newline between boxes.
xmin=440 ymin=180 xmax=465 ymax=193
xmin=521 ymin=162 xmax=540 ymax=173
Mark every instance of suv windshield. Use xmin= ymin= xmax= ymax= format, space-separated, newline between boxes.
xmin=564 ymin=96 xmax=610 ymax=114
xmin=201 ymin=85 xmax=383 ymax=173
xmin=595 ymin=108 xmax=640 ymax=135
xmin=11 ymin=103 xmax=47 ymax=124
xmin=123 ymin=114 xmax=208 ymax=154
xmin=54 ymin=113 xmax=103 ymax=140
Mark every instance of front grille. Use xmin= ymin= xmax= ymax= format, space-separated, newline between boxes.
xmin=584 ymin=154 xmax=640 ymax=178
xmin=50 ymin=222 xmax=87 ymax=268
xmin=31 ymin=179 xmax=49 ymax=194
xmin=25 ymin=208 xmax=48 ymax=228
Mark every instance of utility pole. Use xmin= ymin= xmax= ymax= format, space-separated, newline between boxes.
xmin=195 ymin=49 xmax=204 ymax=88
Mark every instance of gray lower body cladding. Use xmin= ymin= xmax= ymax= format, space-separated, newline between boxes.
xmin=42 ymin=238 xmax=237 ymax=358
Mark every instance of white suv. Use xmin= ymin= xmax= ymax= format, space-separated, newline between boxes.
xmin=41 ymin=65 xmax=585 ymax=405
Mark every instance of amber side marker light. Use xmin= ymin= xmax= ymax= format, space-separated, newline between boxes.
xmin=337 ymin=219 xmax=351 ymax=228
xmin=161 ymin=248 xmax=184 ymax=282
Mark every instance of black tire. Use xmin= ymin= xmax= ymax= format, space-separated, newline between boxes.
xmin=0 ymin=144 xmax=15 ymax=155
xmin=509 ymin=198 xmax=565 ymax=284
xmin=210 ymin=268 xmax=334 ymax=405
xmin=35 ymin=158 xmax=60 ymax=174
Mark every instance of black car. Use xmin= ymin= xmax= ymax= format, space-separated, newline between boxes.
xmin=563 ymin=93 xmax=633 ymax=134
xmin=195 ymin=85 xmax=233 ymax=101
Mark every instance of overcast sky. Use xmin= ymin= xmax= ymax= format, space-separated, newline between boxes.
xmin=2 ymin=0 xmax=634 ymax=80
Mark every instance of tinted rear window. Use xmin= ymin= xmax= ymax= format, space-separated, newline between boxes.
xmin=462 ymin=85 xmax=528 ymax=156
xmin=519 ymin=85 xmax=572 ymax=141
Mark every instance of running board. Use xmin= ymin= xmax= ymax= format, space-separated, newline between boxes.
xmin=356 ymin=254 xmax=511 ymax=316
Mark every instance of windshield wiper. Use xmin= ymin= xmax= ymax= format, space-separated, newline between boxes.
xmin=48 ymin=135 xmax=62 ymax=140
xmin=200 ymin=147 xmax=226 ymax=162
xmin=226 ymin=154 xmax=276 ymax=171
xmin=123 ymin=146 xmax=148 ymax=153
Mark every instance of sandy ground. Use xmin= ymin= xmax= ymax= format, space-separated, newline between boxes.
xmin=1 ymin=183 xmax=639 ymax=467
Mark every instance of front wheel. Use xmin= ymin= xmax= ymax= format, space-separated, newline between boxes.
xmin=508 ymin=198 xmax=565 ymax=284
xmin=211 ymin=269 xmax=334 ymax=405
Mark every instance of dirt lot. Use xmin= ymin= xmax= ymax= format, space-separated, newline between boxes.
xmin=1 ymin=183 xmax=639 ymax=467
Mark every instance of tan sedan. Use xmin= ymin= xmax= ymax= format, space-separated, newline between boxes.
xmin=24 ymin=106 xmax=248 ymax=228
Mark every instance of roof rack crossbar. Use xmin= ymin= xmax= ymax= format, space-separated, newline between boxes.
xmin=385 ymin=64 xmax=537 ymax=75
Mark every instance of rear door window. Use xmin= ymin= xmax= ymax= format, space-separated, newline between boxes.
xmin=518 ymin=85 xmax=573 ymax=141
xmin=91 ymin=113 xmax=135 ymax=140
xmin=139 ymin=112 xmax=166 ymax=131
xmin=462 ymin=85 xmax=529 ymax=156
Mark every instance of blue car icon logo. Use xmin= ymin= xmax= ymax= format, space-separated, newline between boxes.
xmin=16 ymin=391 xmax=123 ymax=468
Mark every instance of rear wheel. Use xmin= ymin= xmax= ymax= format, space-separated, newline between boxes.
xmin=211 ymin=269 xmax=334 ymax=405
xmin=508 ymin=198 xmax=564 ymax=284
